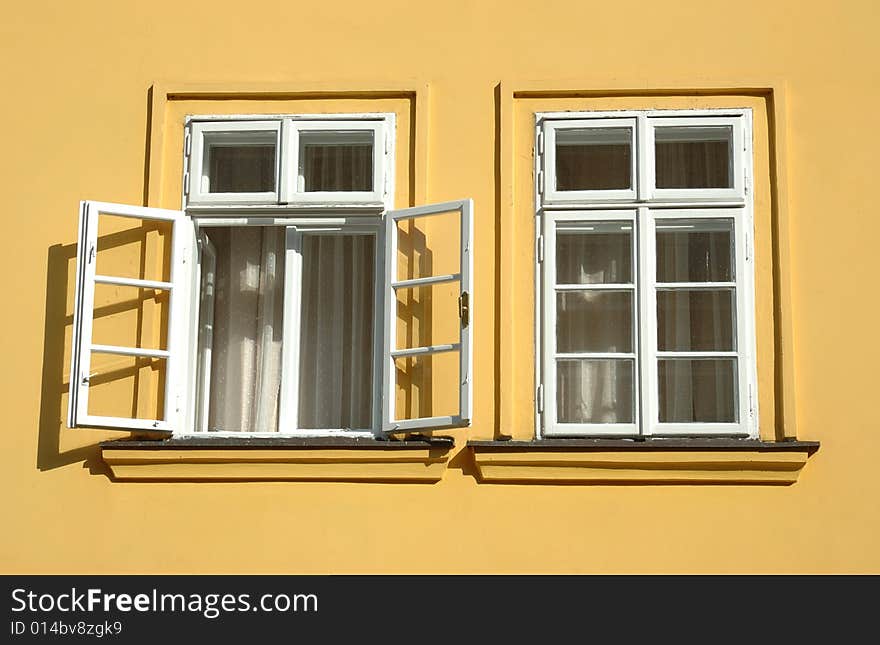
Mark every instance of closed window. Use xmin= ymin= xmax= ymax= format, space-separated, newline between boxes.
xmin=536 ymin=110 xmax=757 ymax=437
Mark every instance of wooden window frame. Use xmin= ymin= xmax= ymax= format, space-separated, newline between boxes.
xmin=536 ymin=108 xmax=758 ymax=439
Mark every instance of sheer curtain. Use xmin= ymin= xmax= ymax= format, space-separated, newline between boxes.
xmin=297 ymin=235 xmax=374 ymax=429
xmin=656 ymin=228 xmax=735 ymax=422
xmin=207 ymin=227 xmax=285 ymax=432
xmin=555 ymin=231 xmax=633 ymax=423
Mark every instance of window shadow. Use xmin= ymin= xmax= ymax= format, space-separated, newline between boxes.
xmin=395 ymin=220 xmax=434 ymax=419
xmin=37 ymin=221 xmax=167 ymax=475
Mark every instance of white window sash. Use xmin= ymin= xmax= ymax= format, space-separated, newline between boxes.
xmin=68 ymin=200 xmax=195 ymax=432
xmin=188 ymin=120 xmax=282 ymax=206
xmin=382 ymin=199 xmax=474 ymax=434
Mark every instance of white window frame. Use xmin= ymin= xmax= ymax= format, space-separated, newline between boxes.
xmin=536 ymin=108 xmax=758 ymax=439
xmin=382 ymin=199 xmax=474 ymax=434
xmin=186 ymin=114 xmax=394 ymax=211
xmin=541 ymin=117 xmax=638 ymax=205
xmin=70 ymin=113 xmax=474 ymax=439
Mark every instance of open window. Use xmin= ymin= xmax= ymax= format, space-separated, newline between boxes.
xmin=382 ymin=199 xmax=473 ymax=433
xmin=68 ymin=197 xmax=473 ymax=437
xmin=68 ymin=201 xmax=196 ymax=433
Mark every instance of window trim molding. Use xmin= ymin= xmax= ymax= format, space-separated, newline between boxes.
xmin=100 ymin=436 xmax=455 ymax=482
xmin=468 ymin=439 xmax=819 ymax=484
xmin=498 ymin=82 xmax=799 ymax=442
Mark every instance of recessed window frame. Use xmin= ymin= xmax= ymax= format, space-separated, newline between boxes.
xmin=536 ymin=108 xmax=758 ymax=439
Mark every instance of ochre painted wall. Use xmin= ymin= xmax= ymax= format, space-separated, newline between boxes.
xmin=2 ymin=0 xmax=879 ymax=573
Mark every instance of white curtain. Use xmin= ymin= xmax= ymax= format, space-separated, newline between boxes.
xmin=656 ymin=229 xmax=734 ymax=422
xmin=207 ymin=227 xmax=285 ymax=432
xmin=297 ymin=235 xmax=374 ymax=429
xmin=555 ymin=233 xmax=633 ymax=424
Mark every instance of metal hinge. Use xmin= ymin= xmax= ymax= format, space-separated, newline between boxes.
xmin=458 ymin=291 xmax=470 ymax=328
xmin=183 ymin=172 xmax=190 ymax=196
xmin=537 ymin=384 xmax=544 ymax=414
xmin=184 ymin=129 xmax=192 ymax=157
xmin=537 ymin=234 xmax=544 ymax=263
xmin=538 ymin=170 xmax=545 ymax=195
xmin=745 ymin=229 xmax=751 ymax=261
xmin=537 ymin=131 xmax=544 ymax=155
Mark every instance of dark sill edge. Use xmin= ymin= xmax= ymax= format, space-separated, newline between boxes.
xmin=101 ymin=435 xmax=456 ymax=450
xmin=468 ymin=438 xmax=819 ymax=454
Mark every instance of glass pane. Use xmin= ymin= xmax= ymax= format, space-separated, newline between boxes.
xmin=655 ymin=126 xmax=733 ymax=189
xmin=298 ymin=234 xmax=375 ymax=430
xmin=91 ymin=284 xmax=168 ymax=351
xmin=557 ymin=290 xmax=633 ymax=353
xmin=205 ymin=227 xmax=286 ymax=433
xmin=657 ymin=289 xmax=735 ymax=351
xmin=656 ymin=219 xmax=734 ymax=282
xmin=396 ymin=282 xmax=460 ymax=350
xmin=204 ymin=132 xmax=276 ymax=193
xmin=394 ymin=350 xmax=459 ymax=421
xmin=555 ymin=127 xmax=632 ymax=191
xmin=300 ymin=130 xmax=374 ymax=192
xmin=556 ymin=222 xmax=632 ymax=284
xmin=396 ymin=210 xmax=460 ymax=281
xmin=95 ymin=213 xmax=172 ymax=282
xmin=658 ymin=359 xmax=737 ymax=423
xmin=87 ymin=354 xmax=166 ymax=421
xmin=556 ymin=359 xmax=634 ymax=423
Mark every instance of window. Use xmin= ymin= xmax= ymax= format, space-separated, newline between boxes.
xmin=537 ymin=109 xmax=757 ymax=438
xmin=68 ymin=114 xmax=473 ymax=438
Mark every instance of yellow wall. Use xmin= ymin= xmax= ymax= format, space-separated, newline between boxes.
xmin=2 ymin=0 xmax=879 ymax=573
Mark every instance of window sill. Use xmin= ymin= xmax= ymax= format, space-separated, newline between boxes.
xmin=467 ymin=439 xmax=819 ymax=485
xmin=100 ymin=436 xmax=455 ymax=482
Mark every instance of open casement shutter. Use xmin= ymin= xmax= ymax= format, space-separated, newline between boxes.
xmin=383 ymin=199 xmax=473 ymax=433
xmin=67 ymin=201 xmax=196 ymax=433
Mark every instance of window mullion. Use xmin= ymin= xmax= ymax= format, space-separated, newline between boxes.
xmin=637 ymin=206 xmax=656 ymax=436
xmin=278 ymin=227 xmax=304 ymax=431
xmin=637 ymin=115 xmax=651 ymax=202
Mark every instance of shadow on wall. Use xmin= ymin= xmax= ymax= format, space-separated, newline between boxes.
xmin=395 ymin=219 xmax=434 ymax=421
xmin=37 ymin=222 xmax=169 ymax=475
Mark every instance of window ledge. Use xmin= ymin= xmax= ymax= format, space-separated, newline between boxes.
xmin=100 ymin=436 xmax=455 ymax=482
xmin=467 ymin=439 xmax=819 ymax=485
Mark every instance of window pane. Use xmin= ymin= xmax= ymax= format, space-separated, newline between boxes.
xmin=204 ymin=133 xmax=276 ymax=193
xmin=300 ymin=130 xmax=374 ymax=192
xmin=557 ymin=290 xmax=633 ymax=353
xmin=556 ymin=222 xmax=632 ymax=284
xmin=655 ymin=126 xmax=733 ymax=189
xmin=205 ymin=227 xmax=285 ymax=433
xmin=557 ymin=359 xmax=634 ymax=423
xmin=298 ymin=234 xmax=375 ymax=429
xmin=394 ymin=350 xmax=460 ymax=422
xmin=555 ymin=127 xmax=632 ymax=191
xmin=658 ymin=359 xmax=737 ymax=423
xmin=656 ymin=219 xmax=734 ymax=282
xmin=657 ymin=289 xmax=735 ymax=351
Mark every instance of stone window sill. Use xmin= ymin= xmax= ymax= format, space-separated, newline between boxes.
xmin=100 ymin=436 xmax=454 ymax=482
xmin=468 ymin=439 xmax=819 ymax=484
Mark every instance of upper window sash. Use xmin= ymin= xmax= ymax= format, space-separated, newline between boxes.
xmin=540 ymin=118 xmax=638 ymax=205
xmin=186 ymin=114 xmax=394 ymax=209
xmin=646 ymin=115 xmax=746 ymax=202
xmin=188 ymin=120 xmax=282 ymax=206
xmin=538 ymin=110 xmax=750 ymax=206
